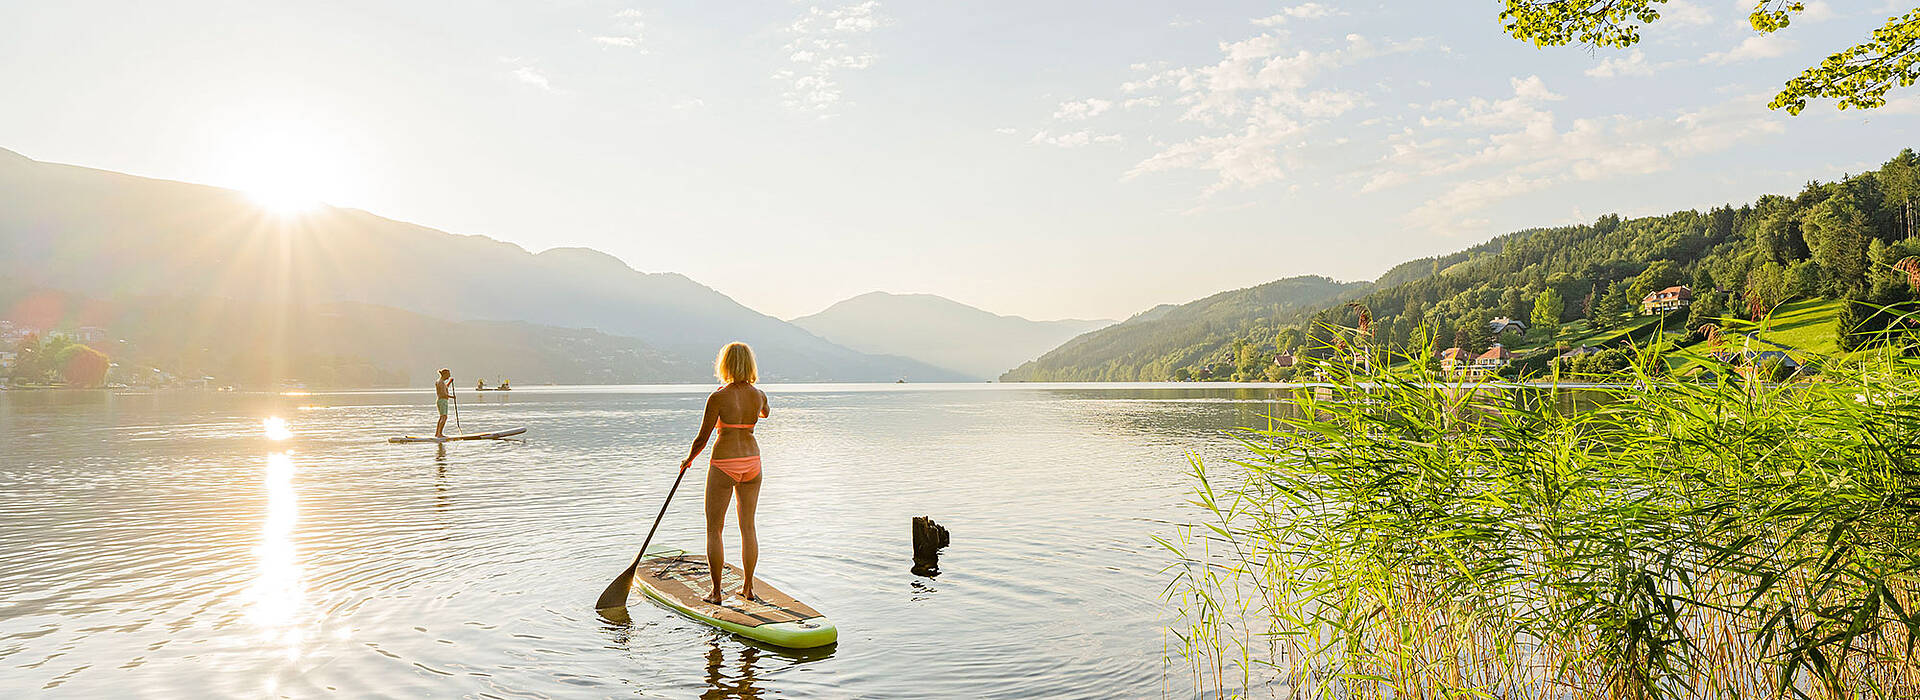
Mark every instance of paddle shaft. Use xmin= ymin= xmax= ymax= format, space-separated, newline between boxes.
xmin=595 ymin=465 xmax=689 ymax=610
xmin=451 ymin=387 xmax=462 ymax=431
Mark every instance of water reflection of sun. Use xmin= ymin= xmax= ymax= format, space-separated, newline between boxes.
xmin=248 ymin=418 xmax=305 ymax=655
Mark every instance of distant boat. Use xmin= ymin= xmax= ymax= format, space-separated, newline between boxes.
xmin=895 ymin=378 xmax=908 ymax=383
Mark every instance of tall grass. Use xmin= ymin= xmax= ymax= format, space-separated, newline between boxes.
xmin=1165 ymin=341 xmax=1920 ymax=699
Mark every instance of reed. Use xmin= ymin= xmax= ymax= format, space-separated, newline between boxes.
xmin=1165 ymin=338 xmax=1920 ymax=699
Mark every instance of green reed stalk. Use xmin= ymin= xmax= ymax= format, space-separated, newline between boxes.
xmin=1165 ymin=333 xmax=1920 ymax=699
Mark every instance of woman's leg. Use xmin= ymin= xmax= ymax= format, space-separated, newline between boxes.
xmin=703 ymin=466 xmax=734 ymax=603
xmin=735 ymin=476 xmax=761 ymax=599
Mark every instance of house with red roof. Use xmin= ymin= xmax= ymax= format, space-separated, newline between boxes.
xmin=1642 ymin=285 xmax=1693 ymax=314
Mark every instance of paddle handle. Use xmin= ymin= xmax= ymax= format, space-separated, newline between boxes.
xmin=595 ymin=464 xmax=689 ymax=609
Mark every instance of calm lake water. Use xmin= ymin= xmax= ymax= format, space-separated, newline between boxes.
xmin=0 ymin=383 xmax=1292 ymax=698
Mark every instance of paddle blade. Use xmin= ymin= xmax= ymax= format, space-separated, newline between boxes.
xmin=595 ymin=560 xmax=639 ymax=610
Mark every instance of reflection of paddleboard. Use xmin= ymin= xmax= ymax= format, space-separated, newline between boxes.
xmin=387 ymin=427 xmax=526 ymax=443
xmin=632 ymin=549 xmax=837 ymax=649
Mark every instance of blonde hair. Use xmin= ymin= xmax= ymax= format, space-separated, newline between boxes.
xmin=714 ymin=342 xmax=758 ymax=384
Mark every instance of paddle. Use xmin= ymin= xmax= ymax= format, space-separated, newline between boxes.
xmin=595 ymin=464 xmax=690 ymax=610
xmin=451 ymin=386 xmax=462 ymax=432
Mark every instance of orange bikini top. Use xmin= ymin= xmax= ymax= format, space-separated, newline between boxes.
xmin=717 ymin=420 xmax=756 ymax=431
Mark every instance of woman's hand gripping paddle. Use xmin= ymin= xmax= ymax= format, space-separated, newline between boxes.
xmin=595 ymin=463 xmax=691 ymax=611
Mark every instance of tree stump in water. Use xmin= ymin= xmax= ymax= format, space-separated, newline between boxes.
xmin=911 ymin=516 xmax=949 ymax=577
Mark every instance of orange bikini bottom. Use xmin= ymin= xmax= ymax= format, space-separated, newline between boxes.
xmin=710 ymin=456 xmax=762 ymax=483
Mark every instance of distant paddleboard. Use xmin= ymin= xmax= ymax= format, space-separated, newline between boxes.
xmin=387 ymin=427 xmax=526 ymax=443
xmin=632 ymin=549 xmax=837 ymax=649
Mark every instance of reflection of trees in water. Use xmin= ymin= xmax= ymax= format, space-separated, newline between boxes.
xmin=1034 ymin=386 xmax=1301 ymax=441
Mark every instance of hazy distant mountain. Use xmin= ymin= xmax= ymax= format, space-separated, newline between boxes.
xmin=790 ymin=292 xmax=1113 ymax=379
xmin=0 ymin=147 xmax=963 ymax=382
xmin=1000 ymin=276 xmax=1371 ymax=381
xmin=0 ymin=284 xmax=700 ymax=386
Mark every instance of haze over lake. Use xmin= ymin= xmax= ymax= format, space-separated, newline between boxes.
xmin=0 ymin=383 xmax=1290 ymax=698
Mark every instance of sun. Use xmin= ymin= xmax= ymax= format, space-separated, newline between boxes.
xmin=245 ymin=178 xmax=325 ymax=216
xmin=244 ymin=178 xmax=326 ymax=216
xmin=210 ymin=114 xmax=357 ymax=217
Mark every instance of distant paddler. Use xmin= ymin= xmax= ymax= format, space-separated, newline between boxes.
xmin=477 ymin=379 xmax=487 ymax=391
xmin=435 ymin=368 xmax=456 ymax=439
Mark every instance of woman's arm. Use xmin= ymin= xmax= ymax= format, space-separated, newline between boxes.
xmin=759 ymin=388 xmax=770 ymax=418
xmin=680 ymin=393 xmax=720 ymax=471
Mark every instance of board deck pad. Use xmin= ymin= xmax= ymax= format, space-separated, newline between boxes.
xmin=635 ymin=553 xmax=823 ymax=629
xmin=388 ymin=427 xmax=526 ymax=443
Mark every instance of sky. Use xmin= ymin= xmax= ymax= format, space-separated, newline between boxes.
xmin=1 ymin=1 xmax=1916 ymax=321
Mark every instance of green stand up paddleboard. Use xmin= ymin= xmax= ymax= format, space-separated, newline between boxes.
xmin=631 ymin=549 xmax=837 ymax=649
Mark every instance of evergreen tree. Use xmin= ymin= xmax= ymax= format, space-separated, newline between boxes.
xmin=1601 ymin=280 xmax=1634 ymax=319
xmin=1531 ymin=288 xmax=1563 ymax=340
xmin=1835 ymin=298 xmax=1868 ymax=351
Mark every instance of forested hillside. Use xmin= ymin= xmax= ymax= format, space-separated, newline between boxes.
xmin=1008 ymin=148 xmax=1920 ymax=382
xmin=999 ymin=276 xmax=1370 ymax=381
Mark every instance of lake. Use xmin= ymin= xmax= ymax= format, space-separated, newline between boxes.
xmin=0 ymin=383 xmax=1293 ymax=698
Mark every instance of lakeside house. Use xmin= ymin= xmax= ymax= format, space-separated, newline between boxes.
xmin=1273 ymin=353 xmax=1296 ymax=368
xmin=1642 ymin=285 xmax=1694 ymax=314
xmin=1712 ymin=348 xmax=1802 ymax=381
xmin=1470 ymin=344 xmax=1512 ymax=376
xmin=1439 ymin=347 xmax=1472 ymax=374
xmin=1487 ymin=317 xmax=1528 ymax=335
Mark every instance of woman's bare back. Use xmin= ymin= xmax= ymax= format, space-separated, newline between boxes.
xmin=708 ymin=384 xmax=768 ymax=460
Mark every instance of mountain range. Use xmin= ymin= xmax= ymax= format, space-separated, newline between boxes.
xmin=790 ymin=292 xmax=1111 ymax=379
xmin=0 ymin=147 xmax=964 ymax=385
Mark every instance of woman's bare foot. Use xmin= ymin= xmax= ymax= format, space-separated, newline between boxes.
xmin=736 ymin=584 xmax=755 ymax=600
xmin=703 ymin=589 xmax=723 ymax=604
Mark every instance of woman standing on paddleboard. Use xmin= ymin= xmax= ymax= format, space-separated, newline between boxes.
xmin=679 ymin=342 xmax=770 ymax=604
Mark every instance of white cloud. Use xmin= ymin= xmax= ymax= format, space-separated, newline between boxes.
xmin=592 ymin=8 xmax=647 ymax=50
xmin=1251 ymin=3 xmax=1344 ymax=27
xmin=1099 ymin=26 xmax=1437 ymax=194
xmin=1374 ymin=79 xmax=1786 ymax=234
xmin=1799 ymin=1 xmax=1836 ymax=22
xmin=1660 ymin=0 xmax=1713 ymax=26
xmin=1052 ymin=98 xmax=1113 ymax=121
xmin=1586 ymin=49 xmax=1661 ymax=78
xmin=774 ymin=1 xmax=884 ymax=117
xmin=501 ymin=58 xmax=555 ymax=92
xmin=1702 ymin=35 xmax=1794 ymax=65
xmin=1029 ymin=130 xmax=1123 ymax=148
xmin=672 ymin=97 xmax=705 ymax=111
